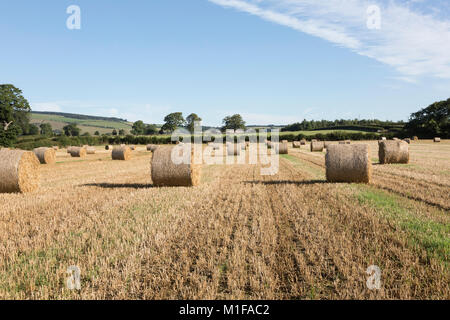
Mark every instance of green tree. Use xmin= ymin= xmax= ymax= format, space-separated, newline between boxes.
xmin=112 ymin=129 xmax=118 ymax=136
xmin=94 ymin=130 xmax=100 ymax=136
xmin=0 ymin=84 xmax=31 ymax=146
xmin=131 ymin=120 xmax=145 ymax=135
xmin=40 ymin=123 xmax=53 ymax=136
xmin=145 ymin=124 xmax=158 ymax=135
xmin=29 ymin=124 xmax=39 ymax=135
xmin=161 ymin=112 xmax=185 ymax=133
xmin=118 ymin=129 xmax=125 ymax=136
xmin=405 ymin=98 xmax=450 ymax=138
xmin=186 ymin=113 xmax=202 ymax=133
xmin=222 ymin=114 xmax=246 ymax=131
xmin=63 ymin=123 xmax=80 ymax=136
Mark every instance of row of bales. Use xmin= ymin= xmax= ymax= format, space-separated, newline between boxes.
xmin=0 ymin=136 xmax=444 ymax=193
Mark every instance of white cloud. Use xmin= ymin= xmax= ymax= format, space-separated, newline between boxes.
xmin=209 ymin=0 xmax=450 ymax=80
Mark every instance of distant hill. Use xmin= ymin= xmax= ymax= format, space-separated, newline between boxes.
xmin=30 ymin=111 xmax=133 ymax=135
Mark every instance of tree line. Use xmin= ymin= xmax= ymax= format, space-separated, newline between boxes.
xmin=1 ymin=84 xmax=448 ymax=148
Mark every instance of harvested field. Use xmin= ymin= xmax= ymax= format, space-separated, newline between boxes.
xmin=0 ymin=142 xmax=448 ymax=299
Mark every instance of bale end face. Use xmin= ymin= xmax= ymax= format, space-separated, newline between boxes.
xmin=0 ymin=149 xmax=40 ymax=193
xmin=69 ymin=147 xmax=86 ymax=158
xmin=326 ymin=144 xmax=371 ymax=183
xmin=33 ymin=147 xmax=56 ymax=164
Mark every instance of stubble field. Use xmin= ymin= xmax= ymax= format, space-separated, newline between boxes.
xmin=0 ymin=140 xmax=448 ymax=299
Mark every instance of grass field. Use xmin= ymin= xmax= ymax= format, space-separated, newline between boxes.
xmin=0 ymin=140 xmax=448 ymax=299
xmin=30 ymin=113 xmax=133 ymax=135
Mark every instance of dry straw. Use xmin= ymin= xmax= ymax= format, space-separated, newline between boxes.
xmin=434 ymin=137 xmax=441 ymax=142
xmin=227 ymin=143 xmax=241 ymax=156
xmin=293 ymin=141 xmax=301 ymax=148
xmin=70 ymin=147 xmax=86 ymax=158
xmin=151 ymin=146 xmax=201 ymax=187
xmin=311 ymin=141 xmax=324 ymax=152
xmin=326 ymin=144 xmax=371 ymax=183
xmin=86 ymin=147 xmax=96 ymax=154
xmin=0 ymin=149 xmax=40 ymax=193
xmin=378 ymin=140 xmax=409 ymax=164
xmin=112 ymin=146 xmax=131 ymax=160
xmin=33 ymin=147 xmax=56 ymax=164
xmin=277 ymin=141 xmax=288 ymax=154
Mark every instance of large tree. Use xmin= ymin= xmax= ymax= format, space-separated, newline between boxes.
xmin=405 ymin=98 xmax=450 ymax=138
xmin=0 ymin=84 xmax=31 ymax=146
xmin=40 ymin=123 xmax=53 ymax=136
xmin=161 ymin=112 xmax=185 ymax=133
xmin=222 ymin=114 xmax=246 ymax=131
xmin=63 ymin=123 xmax=80 ymax=136
xmin=186 ymin=113 xmax=202 ymax=133
xmin=131 ymin=120 xmax=145 ymax=135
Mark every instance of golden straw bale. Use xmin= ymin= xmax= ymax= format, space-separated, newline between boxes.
xmin=311 ymin=141 xmax=324 ymax=152
xmin=105 ymin=145 xmax=113 ymax=150
xmin=378 ymin=140 xmax=409 ymax=164
xmin=112 ymin=146 xmax=131 ymax=160
xmin=326 ymin=144 xmax=371 ymax=183
xmin=293 ymin=141 xmax=301 ymax=148
xmin=86 ymin=147 xmax=96 ymax=154
xmin=69 ymin=147 xmax=86 ymax=158
xmin=300 ymin=139 xmax=306 ymax=145
xmin=151 ymin=146 xmax=201 ymax=187
xmin=0 ymin=149 xmax=40 ymax=193
xmin=345 ymin=140 xmax=351 ymax=144
xmin=129 ymin=145 xmax=136 ymax=150
xmin=403 ymin=138 xmax=411 ymax=144
xmin=339 ymin=141 xmax=346 ymax=145
xmin=277 ymin=141 xmax=288 ymax=154
xmin=434 ymin=137 xmax=441 ymax=142
xmin=33 ymin=147 xmax=56 ymax=164
xmin=413 ymin=136 xmax=418 ymax=141
xmin=52 ymin=146 xmax=59 ymax=151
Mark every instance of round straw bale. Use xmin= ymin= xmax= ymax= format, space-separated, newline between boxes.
xmin=381 ymin=137 xmax=387 ymax=141
xmin=293 ymin=141 xmax=301 ymax=148
xmin=0 ymin=149 xmax=40 ymax=193
xmin=300 ymin=139 xmax=306 ymax=145
xmin=378 ymin=140 xmax=409 ymax=164
xmin=105 ymin=145 xmax=113 ymax=150
xmin=434 ymin=137 xmax=441 ymax=142
xmin=70 ymin=147 xmax=86 ymax=158
xmin=67 ymin=146 xmax=74 ymax=153
xmin=129 ymin=145 xmax=136 ymax=150
xmin=112 ymin=146 xmax=131 ymax=160
xmin=345 ymin=140 xmax=351 ymax=144
xmin=86 ymin=147 xmax=96 ymax=154
xmin=311 ymin=141 xmax=324 ymax=152
xmin=151 ymin=146 xmax=200 ymax=187
xmin=393 ymin=137 xmax=399 ymax=141
xmin=281 ymin=140 xmax=288 ymax=143
xmin=413 ymin=136 xmax=418 ymax=141
xmin=311 ymin=139 xmax=318 ymax=142
xmin=52 ymin=146 xmax=59 ymax=151
xmin=403 ymin=138 xmax=411 ymax=144
xmin=277 ymin=141 xmax=288 ymax=154
xmin=227 ymin=143 xmax=241 ymax=156
xmin=339 ymin=141 xmax=346 ymax=145
xmin=33 ymin=147 xmax=56 ymax=164
xmin=326 ymin=144 xmax=371 ymax=183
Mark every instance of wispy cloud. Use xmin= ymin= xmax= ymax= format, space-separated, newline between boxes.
xmin=209 ymin=0 xmax=450 ymax=81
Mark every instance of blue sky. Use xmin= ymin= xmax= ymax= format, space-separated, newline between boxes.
xmin=1 ymin=0 xmax=449 ymax=126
